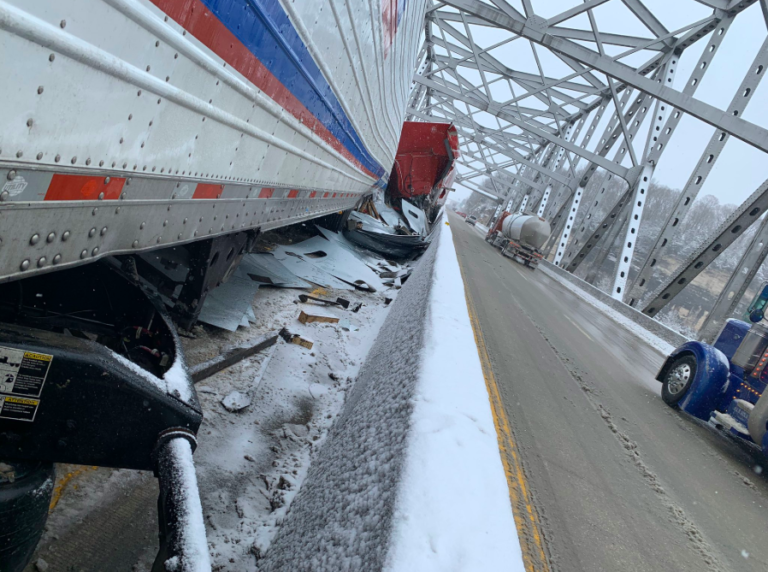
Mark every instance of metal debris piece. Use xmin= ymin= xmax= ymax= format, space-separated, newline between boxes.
xmin=190 ymin=331 xmax=279 ymax=383
xmin=240 ymin=253 xmax=311 ymax=289
xmin=298 ymin=294 xmax=350 ymax=309
xmin=401 ymin=199 xmax=428 ymax=236
xmin=281 ymin=236 xmax=384 ymax=291
xmin=197 ymin=274 xmax=260 ymax=331
xmin=272 ymin=247 xmax=354 ymax=290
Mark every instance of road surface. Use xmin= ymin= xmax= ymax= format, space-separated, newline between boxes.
xmin=449 ymin=211 xmax=768 ymax=572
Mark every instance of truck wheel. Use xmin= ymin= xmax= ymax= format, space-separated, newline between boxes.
xmin=0 ymin=461 xmax=55 ymax=572
xmin=661 ymin=355 xmax=696 ymax=406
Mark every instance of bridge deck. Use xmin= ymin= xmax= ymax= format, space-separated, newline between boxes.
xmin=449 ymin=211 xmax=768 ymax=572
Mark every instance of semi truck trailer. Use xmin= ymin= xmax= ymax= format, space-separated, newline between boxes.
xmin=485 ymin=212 xmax=551 ymax=269
xmin=0 ymin=1 xmax=426 ymax=570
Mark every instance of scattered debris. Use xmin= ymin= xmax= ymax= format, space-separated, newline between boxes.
xmin=221 ymin=391 xmax=251 ymax=412
xmin=339 ymin=319 xmax=360 ymax=332
xmin=279 ymin=329 xmax=315 ymax=350
xmin=298 ymin=294 xmax=350 ymax=309
xmin=240 ymin=253 xmax=311 ymax=289
xmin=197 ymin=272 xmax=260 ymax=331
xmin=352 ymin=303 xmax=363 ymax=313
xmin=35 ymin=559 xmax=49 ymax=572
xmin=190 ymin=331 xmax=279 ymax=383
xmin=298 ymin=311 xmax=340 ymax=325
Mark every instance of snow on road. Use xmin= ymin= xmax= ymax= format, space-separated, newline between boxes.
xmin=385 ymin=221 xmax=524 ymax=572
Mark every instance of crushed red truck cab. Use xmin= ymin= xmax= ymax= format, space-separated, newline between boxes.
xmin=387 ymin=122 xmax=460 ymax=217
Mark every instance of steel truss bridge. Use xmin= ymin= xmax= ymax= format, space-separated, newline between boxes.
xmin=407 ymin=0 xmax=768 ymax=340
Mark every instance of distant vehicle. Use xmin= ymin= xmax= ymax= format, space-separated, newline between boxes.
xmin=657 ymin=284 xmax=768 ymax=456
xmin=456 ymin=212 xmax=468 ymax=218
xmin=466 ymin=215 xmax=478 ymax=226
xmin=485 ymin=213 xmax=551 ymax=269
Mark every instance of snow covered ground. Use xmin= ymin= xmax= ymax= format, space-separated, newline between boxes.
xmin=259 ymin=221 xmax=524 ymax=571
xmin=385 ymin=221 xmax=523 ymax=571
xmin=186 ymin=285 xmax=395 ymax=571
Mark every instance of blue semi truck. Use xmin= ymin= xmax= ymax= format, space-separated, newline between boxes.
xmin=657 ymin=285 xmax=768 ymax=455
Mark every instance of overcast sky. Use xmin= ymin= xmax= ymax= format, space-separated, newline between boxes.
xmin=446 ymin=0 xmax=767 ymax=210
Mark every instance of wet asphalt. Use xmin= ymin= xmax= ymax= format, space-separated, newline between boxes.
xmin=449 ymin=211 xmax=768 ymax=572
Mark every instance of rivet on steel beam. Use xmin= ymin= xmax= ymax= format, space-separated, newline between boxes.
xmin=46 ymin=232 xmax=55 ymax=243
xmin=80 ymin=249 xmax=87 ymax=259
xmin=92 ymin=247 xmax=99 ymax=256
xmin=92 ymin=208 xmax=98 ymax=216
xmin=37 ymin=257 xmax=46 ymax=268
xmin=163 ymin=220 xmax=168 ymax=227
xmin=71 ymin=156 xmax=77 ymax=164
xmin=7 ymin=170 xmax=16 ymax=180
xmin=29 ymin=233 xmax=40 ymax=245
xmin=55 ymin=154 xmax=61 ymax=163
xmin=140 ymin=222 xmax=145 ymax=229
xmin=132 ymin=240 xmax=139 ymax=248
xmin=100 ymin=227 xmax=107 ymax=236
xmin=36 ymin=153 xmax=43 ymax=160
xmin=52 ymin=254 xmax=61 ymax=265
xmin=61 ymin=230 xmax=70 ymax=241
xmin=16 ymin=151 xmax=22 ymax=158
xmin=20 ymin=259 xmax=30 ymax=271
xmin=88 ymin=228 xmax=96 ymax=237
xmin=156 ymin=237 xmax=161 ymax=243
xmin=98 ymin=192 xmax=105 ymax=200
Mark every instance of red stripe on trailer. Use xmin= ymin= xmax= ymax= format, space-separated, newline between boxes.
xmin=287 ymin=189 xmax=299 ymax=199
xmin=193 ymin=184 xmax=223 ymax=199
xmin=309 ymin=191 xmax=317 ymax=198
xmin=258 ymin=188 xmax=274 ymax=199
xmin=332 ymin=193 xmax=336 ymax=198
xmin=44 ymin=174 xmax=125 ymax=201
xmin=323 ymin=192 xmax=330 ymax=198
xmin=150 ymin=0 xmax=376 ymax=180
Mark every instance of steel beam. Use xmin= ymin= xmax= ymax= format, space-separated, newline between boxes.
xmin=642 ymin=177 xmax=768 ymax=317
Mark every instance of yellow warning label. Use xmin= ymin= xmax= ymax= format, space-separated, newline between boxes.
xmin=23 ymin=352 xmax=52 ymax=362
xmin=4 ymin=396 xmax=39 ymax=406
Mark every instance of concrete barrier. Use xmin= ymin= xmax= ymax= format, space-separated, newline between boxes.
xmin=259 ymin=235 xmax=440 ymax=571
xmin=540 ymin=260 xmax=689 ymax=348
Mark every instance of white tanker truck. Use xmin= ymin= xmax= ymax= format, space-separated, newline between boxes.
xmin=485 ymin=213 xmax=552 ymax=269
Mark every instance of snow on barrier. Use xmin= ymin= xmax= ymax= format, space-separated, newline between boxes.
xmin=259 ymin=222 xmax=523 ymax=571
xmin=540 ymin=260 xmax=689 ymax=349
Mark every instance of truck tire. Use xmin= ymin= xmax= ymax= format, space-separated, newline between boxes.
xmin=0 ymin=461 xmax=55 ymax=572
xmin=661 ymin=355 xmax=697 ymax=406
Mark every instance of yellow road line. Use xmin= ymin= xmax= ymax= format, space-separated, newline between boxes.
xmin=49 ymin=465 xmax=98 ymax=511
xmin=455 ymin=238 xmax=551 ymax=571
xmin=565 ymin=315 xmax=595 ymax=342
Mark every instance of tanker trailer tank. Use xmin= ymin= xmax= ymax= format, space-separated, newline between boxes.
xmin=486 ymin=213 xmax=551 ymax=269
